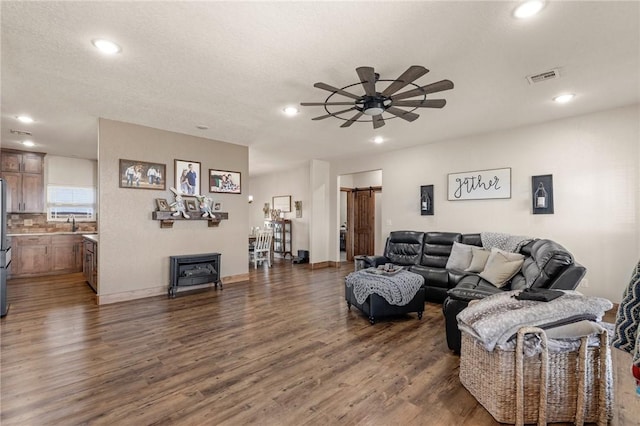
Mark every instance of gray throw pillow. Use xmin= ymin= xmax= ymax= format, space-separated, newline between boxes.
xmin=445 ymin=242 xmax=474 ymax=271
xmin=465 ymin=247 xmax=491 ymax=273
xmin=479 ymin=248 xmax=525 ymax=288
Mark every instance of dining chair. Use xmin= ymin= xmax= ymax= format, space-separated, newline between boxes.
xmin=252 ymin=230 xmax=273 ymax=268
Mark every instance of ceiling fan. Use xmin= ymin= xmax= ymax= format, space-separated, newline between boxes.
xmin=300 ymin=66 xmax=454 ymax=129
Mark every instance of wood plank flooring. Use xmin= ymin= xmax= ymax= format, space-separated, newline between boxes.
xmin=0 ymin=261 xmax=636 ymax=425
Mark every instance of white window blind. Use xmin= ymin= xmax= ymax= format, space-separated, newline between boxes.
xmin=47 ymin=185 xmax=96 ymax=221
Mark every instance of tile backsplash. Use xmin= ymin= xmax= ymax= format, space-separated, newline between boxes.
xmin=7 ymin=213 xmax=97 ymax=234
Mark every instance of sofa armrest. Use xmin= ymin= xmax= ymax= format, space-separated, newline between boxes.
xmin=447 ymin=275 xmax=502 ymax=302
xmin=547 ymin=263 xmax=587 ymax=290
xmin=364 ymin=255 xmax=388 ymax=268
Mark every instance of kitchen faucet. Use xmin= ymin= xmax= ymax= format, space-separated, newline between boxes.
xmin=67 ymin=214 xmax=77 ymax=232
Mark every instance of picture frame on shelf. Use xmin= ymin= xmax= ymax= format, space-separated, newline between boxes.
xmin=119 ymin=159 xmax=166 ymax=190
xmin=174 ymin=159 xmax=201 ymax=196
xmin=209 ymin=169 xmax=241 ymax=194
xmin=155 ymin=198 xmax=171 ymax=211
xmin=213 ymin=201 xmax=222 ymax=211
xmin=184 ymin=197 xmax=199 ymax=212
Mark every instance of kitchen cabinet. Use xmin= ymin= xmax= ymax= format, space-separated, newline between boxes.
xmin=10 ymin=235 xmax=51 ymax=277
xmin=83 ymin=237 xmax=97 ymax=292
xmin=0 ymin=150 xmax=44 ymax=213
xmin=51 ymin=235 xmax=83 ymax=273
xmin=10 ymin=234 xmax=84 ymax=278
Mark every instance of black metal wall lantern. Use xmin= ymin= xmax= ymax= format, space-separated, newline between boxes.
xmin=532 ymin=174 xmax=554 ymax=214
xmin=420 ymin=185 xmax=434 ymax=216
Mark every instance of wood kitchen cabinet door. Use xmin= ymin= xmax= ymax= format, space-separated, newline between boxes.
xmin=0 ymin=149 xmax=44 ymax=213
xmin=1 ymin=172 xmax=21 ymax=213
xmin=51 ymin=235 xmax=83 ymax=273
xmin=14 ymin=245 xmax=50 ymax=276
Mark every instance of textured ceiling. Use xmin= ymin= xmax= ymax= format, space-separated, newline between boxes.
xmin=1 ymin=1 xmax=639 ymax=176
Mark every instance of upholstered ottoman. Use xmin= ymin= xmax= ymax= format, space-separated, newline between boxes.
xmin=344 ymin=268 xmax=425 ymax=324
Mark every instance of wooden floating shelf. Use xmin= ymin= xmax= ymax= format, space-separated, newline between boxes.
xmin=152 ymin=211 xmax=229 ymax=229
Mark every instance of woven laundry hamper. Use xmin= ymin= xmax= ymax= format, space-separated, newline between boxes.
xmin=460 ymin=326 xmax=612 ymax=426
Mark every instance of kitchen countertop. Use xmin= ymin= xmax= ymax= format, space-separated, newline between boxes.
xmin=8 ymin=231 xmax=98 ymax=237
xmin=82 ymin=234 xmax=98 ymax=243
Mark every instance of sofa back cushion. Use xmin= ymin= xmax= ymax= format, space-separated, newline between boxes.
xmin=383 ymin=231 xmax=425 ymax=266
xmin=420 ymin=232 xmax=462 ymax=268
xmin=521 ymin=239 xmax=574 ymax=288
xmin=460 ymin=233 xmax=482 ymax=247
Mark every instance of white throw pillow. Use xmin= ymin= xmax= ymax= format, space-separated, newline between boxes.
xmin=445 ymin=242 xmax=474 ymax=271
xmin=465 ymin=247 xmax=491 ymax=273
xmin=479 ymin=248 xmax=525 ymax=288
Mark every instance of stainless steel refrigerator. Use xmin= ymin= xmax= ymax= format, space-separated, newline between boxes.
xmin=1 ymin=178 xmax=11 ymax=317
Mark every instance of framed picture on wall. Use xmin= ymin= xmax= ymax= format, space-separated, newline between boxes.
xmin=272 ymin=195 xmax=291 ymax=212
xmin=119 ymin=159 xmax=166 ymax=190
xmin=174 ymin=159 xmax=201 ymax=196
xmin=209 ymin=169 xmax=241 ymax=194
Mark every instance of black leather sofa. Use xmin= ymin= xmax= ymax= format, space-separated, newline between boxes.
xmin=363 ymin=231 xmax=586 ymax=352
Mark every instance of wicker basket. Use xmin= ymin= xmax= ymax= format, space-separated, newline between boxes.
xmin=460 ymin=327 xmax=612 ymax=425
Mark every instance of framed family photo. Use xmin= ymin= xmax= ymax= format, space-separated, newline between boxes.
xmin=119 ymin=159 xmax=166 ymax=190
xmin=209 ymin=169 xmax=241 ymax=194
xmin=174 ymin=159 xmax=201 ymax=196
xmin=155 ymin=198 xmax=171 ymax=211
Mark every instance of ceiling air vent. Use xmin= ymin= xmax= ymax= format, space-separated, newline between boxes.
xmin=10 ymin=129 xmax=32 ymax=136
xmin=526 ymin=68 xmax=560 ymax=84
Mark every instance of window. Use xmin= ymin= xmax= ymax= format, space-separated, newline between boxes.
xmin=47 ymin=185 xmax=96 ymax=221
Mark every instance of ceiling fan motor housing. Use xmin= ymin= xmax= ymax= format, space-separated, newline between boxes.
xmin=360 ymin=95 xmax=387 ymax=116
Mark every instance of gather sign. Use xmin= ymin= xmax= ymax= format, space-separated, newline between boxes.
xmin=447 ymin=168 xmax=511 ymax=201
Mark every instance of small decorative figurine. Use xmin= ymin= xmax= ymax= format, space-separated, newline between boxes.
xmin=169 ymin=187 xmax=190 ymax=218
xmin=196 ymin=194 xmax=214 ymax=218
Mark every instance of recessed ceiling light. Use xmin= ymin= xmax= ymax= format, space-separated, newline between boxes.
xmin=553 ymin=93 xmax=575 ymax=104
xmin=373 ymin=136 xmax=384 ymax=144
xmin=92 ymin=39 xmax=121 ymax=55
xmin=283 ymin=106 xmax=299 ymax=116
xmin=22 ymin=140 xmax=35 ymax=147
xmin=16 ymin=115 xmax=34 ymax=124
xmin=513 ymin=0 xmax=545 ymax=19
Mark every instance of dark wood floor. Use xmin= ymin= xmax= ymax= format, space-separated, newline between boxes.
xmin=0 ymin=260 xmax=632 ymax=425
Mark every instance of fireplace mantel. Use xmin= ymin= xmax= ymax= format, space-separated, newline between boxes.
xmin=152 ymin=211 xmax=229 ymax=229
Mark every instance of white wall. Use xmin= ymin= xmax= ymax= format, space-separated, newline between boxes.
xmin=98 ymin=119 xmax=249 ymax=303
xmin=329 ymin=105 xmax=639 ymax=303
xmin=310 ymin=159 xmax=330 ymax=264
xmin=248 ymin=163 xmax=310 ymax=253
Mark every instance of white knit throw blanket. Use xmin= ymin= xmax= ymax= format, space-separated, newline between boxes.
xmin=457 ymin=290 xmax=613 ymax=352
xmin=345 ymin=269 xmax=424 ymax=306
xmin=481 ymin=231 xmax=533 ymax=253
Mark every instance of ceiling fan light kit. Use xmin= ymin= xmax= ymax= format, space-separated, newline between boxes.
xmin=301 ymin=65 xmax=453 ymax=129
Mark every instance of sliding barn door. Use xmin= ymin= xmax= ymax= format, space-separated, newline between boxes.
xmin=353 ymin=188 xmax=375 ymax=256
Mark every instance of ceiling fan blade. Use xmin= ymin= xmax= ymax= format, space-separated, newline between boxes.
xmin=390 ymin=80 xmax=454 ymax=101
xmin=381 ymin=66 xmax=429 ymax=97
xmin=392 ymin=99 xmax=447 ymax=108
xmin=385 ymin=106 xmax=420 ymax=122
xmin=372 ymin=115 xmax=385 ymax=129
xmin=340 ymin=111 xmax=364 ymax=128
xmin=301 ymin=102 xmax=355 ymax=106
xmin=356 ymin=66 xmax=376 ymax=97
xmin=312 ymin=107 xmax=356 ymax=120
xmin=314 ymin=82 xmax=362 ymax=100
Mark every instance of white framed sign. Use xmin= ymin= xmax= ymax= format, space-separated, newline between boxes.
xmin=448 ymin=167 xmax=511 ymax=201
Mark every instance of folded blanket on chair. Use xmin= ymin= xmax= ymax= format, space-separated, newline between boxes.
xmin=457 ymin=290 xmax=612 ymax=352
xmin=481 ymin=231 xmax=533 ymax=253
